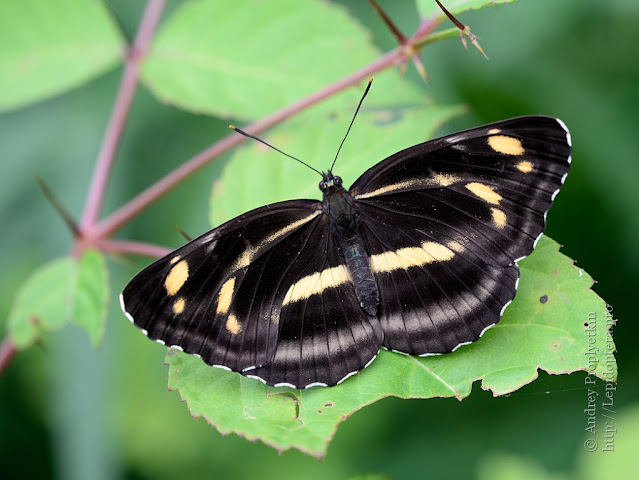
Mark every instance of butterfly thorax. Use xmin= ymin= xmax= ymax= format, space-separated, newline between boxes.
xmin=320 ymin=171 xmax=379 ymax=316
xmin=320 ymin=172 xmax=356 ymax=233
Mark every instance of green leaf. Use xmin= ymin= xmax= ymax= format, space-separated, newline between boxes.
xmin=7 ymin=251 xmax=109 ymax=349
xmin=166 ymin=236 xmax=616 ymax=458
xmin=7 ymin=257 xmax=75 ymax=349
xmin=578 ymin=402 xmax=638 ymax=478
xmin=141 ymin=0 xmax=414 ymax=120
xmin=345 ymin=475 xmax=390 ymax=480
xmin=477 ymin=452 xmax=568 ymax=480
xmin=0 ymin=0 xmax=123 ymax=112
xmin=70 ymin=249 xmax=109 ymax=347
xmin=416 ymin=0 xmax=516 ymax=19
xmin=210 ymin=83 xmax=464 ymax=226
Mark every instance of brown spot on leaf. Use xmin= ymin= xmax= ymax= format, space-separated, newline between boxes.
xmin=318 ymin=401 xmax=335 ymax=414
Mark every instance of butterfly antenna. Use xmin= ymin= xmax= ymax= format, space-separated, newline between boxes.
xmin=330 ymin=77 xmax=374 ymax=172
xmin=229 ymin=125 xmax=323 ymax=176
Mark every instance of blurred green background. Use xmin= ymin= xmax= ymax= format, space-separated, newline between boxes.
xmin=1 ymin=0 xmax=636 ymax=479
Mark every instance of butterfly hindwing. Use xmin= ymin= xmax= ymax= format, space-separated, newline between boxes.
xmin=358 ymin=218 xmax=519 ymax=354
xmin=246 ymin=222 xmax=382 ymax=387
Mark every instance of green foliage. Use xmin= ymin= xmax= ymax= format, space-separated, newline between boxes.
xmin=70 ymin=249 xmax=109 ymax=347
xmin=477 ymin=401 xmax=637 ymax=479
xmin=141 ymin=0 xmax=385 ymax=120
xmin=8 ymin=250 xmax=108 ymax=349
xmin=578 ymin=402 xmax=638 ymax=479
xmin=416 ymin=0 xmax=516 ymax=19
xmin=166 ymin=236 xmax=614 ymax=458
xmin=345 ymin=475 xmax=390 ymax=480
xmin=0 ymin=0 xmax=123 ymax=112
xmin=477 ymin=453 xmax=569 ymax=480
xmin=8 ymin=257 xmax=75 ymax=348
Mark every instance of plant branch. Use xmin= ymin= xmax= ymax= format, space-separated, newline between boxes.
xmin=79 ymin=0 xmax=167 ymax=232
xmin=87 ymin=14 xmax=443 ymax=240
xmin=93 ymin=239 xmax=172 ymax=258
xmin=413 ymin=16 xmax=442 ymax=40
xmin=89 ymin=47 xmax=410 ymax=239
xmin=0 ymin=337 xmax=17 ymax=377
xmin=413 ymin=26 xmax=463 ymax=50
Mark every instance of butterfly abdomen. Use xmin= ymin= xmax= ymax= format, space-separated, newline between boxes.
xmin=324 ymin=177 xmax=380 ymax=316
xmin=340 ymin=233 xmax=379 ymax=316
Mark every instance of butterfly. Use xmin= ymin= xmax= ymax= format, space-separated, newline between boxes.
xmin=121 ymin=96 xmax=571 ymax=389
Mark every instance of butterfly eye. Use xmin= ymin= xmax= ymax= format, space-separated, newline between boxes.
xmin=319 ymin=180 xmax=326 ymax=190
xmin=334 ymin=176 xmax=342 ymax=185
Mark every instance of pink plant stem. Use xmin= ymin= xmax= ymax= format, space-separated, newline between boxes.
xmin=413 ymin=17 xmax=441 ymax=40
xmin=90 ymin=48 xmax=412 ymax=240
xmin=79 ymin=0 xmax=167 ymax=232
xmin=95 ymin=239 xmax=172 ymax=258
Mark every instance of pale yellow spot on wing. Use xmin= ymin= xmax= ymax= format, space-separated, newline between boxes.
xmin=491 ymin=208 xmax=507 ymax=229
xmin=465 ymin=182 xmax=502 ymax=205
xmin=488 ymin=135 xmax=524 ymax=155
xmin=516 ymin=160 xmax=534 ymax=173
xmin=371 ymin=241 xmax=454 ymax=273
xmin=355 ymin=174 xmax=460 ymax=200
xmin=232 ymin=211 xmax=320 ymax=271
xmin=446 ymin=240 xmax=465 ymax=253
xmin=282 ymin=265 xmax=352 ymax=306
xmin=164 ymin=260 xmax=189 ymax=296
xmin=488 ymin=128 xmax=501 ymax=134
xmin=216 ymin=277 xmax=236 ymax=315
xmin=225 ymin=314 xmax=242 ymax=335
xmin=169 ymin=255 xmax=181 ymax=265
xmin=172 ymin=297 xmax=186 ymax=314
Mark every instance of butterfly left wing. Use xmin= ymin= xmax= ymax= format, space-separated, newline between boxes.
xmin=349 ymin=115 xmax=571 ymax=354
xmin=121 ymin=202 xmax=322 ymax=374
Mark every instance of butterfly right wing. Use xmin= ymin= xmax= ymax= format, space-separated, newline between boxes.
xmin=348 ymin=116 xmax=571 ymax=355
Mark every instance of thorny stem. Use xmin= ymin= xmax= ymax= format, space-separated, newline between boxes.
xmin=89 ymin=46 xmax=413 ymax=239
xmin=79 ymin=0 xmax=167 ymax=232
xmin=81 ymin=11 xmax=449 ymax=241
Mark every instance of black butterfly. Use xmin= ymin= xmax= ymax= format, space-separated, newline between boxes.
xmin=121 ymin=112 xmax=571 ymax=389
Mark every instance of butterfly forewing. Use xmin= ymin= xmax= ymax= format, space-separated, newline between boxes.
xmin=351 ymin=116 xmax=571 ymax=265
xmin=123 ymin=201 xmax=323 ymax=373
xmin=122 ymin=115 xmax=571 ymax=388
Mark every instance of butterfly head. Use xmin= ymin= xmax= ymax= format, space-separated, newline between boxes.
xmin=319 ymin=171 xmax=344 ymax=193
